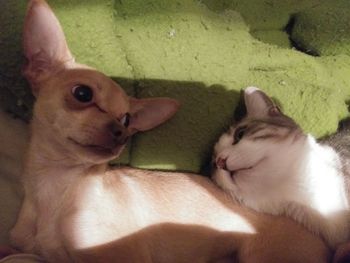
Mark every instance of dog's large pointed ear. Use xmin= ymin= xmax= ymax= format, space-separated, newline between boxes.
xmin=128 ymin=98 xmax=180 ymax=134
xmin=23 ymin=0 xmax=74 ymax=92
xmin=243 ymin=87 xmax=281 ymax=118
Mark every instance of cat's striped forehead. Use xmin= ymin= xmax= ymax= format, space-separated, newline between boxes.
xmin=230 ymin=115 xmax=301 ymax=142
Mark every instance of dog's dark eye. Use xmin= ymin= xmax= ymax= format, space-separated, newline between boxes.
xmin=72 ymin=85 xmax=93 ymax=103
xmin=120 ymin=113 xmax=130 ymax=127
xmin=233 ymin=126 xmax=246 ymax=144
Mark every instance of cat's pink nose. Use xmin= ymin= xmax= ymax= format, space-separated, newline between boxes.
xmin=216 ymin=157 xmax=227 ymax=170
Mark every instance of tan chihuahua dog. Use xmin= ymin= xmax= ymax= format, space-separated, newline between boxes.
xmin=7 ymin=0 xmax=330 ymax=262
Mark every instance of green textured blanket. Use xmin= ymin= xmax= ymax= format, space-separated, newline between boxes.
xmin=1 ymin=0 xmax=350 ymax=172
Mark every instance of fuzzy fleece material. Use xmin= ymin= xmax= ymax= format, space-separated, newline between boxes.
xmin=0 ymin=0 xmax=350 ymax=172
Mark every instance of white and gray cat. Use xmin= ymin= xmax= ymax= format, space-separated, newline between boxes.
xmin=212 ymin=86 xmax=350 ymax=249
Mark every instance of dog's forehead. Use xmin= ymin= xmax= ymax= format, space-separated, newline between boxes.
xmin=54 ymin=68 xmax=125 ymax=95
xmin=45 ymin=68 xmax=130 ymax=115
xmin=57 ymin=68 xmax=124 ymax=91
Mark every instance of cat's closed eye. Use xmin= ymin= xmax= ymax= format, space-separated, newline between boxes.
xmin=233 ymin=126 xmax=246 ymax=144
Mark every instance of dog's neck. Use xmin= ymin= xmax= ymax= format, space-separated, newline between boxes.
xmin=23 ymin=119 xmax=106 ymax=188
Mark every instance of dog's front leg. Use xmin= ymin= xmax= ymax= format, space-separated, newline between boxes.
xmin=10 ymin=196 xmax=37 ymax=253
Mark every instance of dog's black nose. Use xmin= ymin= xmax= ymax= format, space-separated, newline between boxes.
xmin=109 ymin=121 xmax=128 ymax=145
xmin=111 ymin=122 xmax=122 ymax=137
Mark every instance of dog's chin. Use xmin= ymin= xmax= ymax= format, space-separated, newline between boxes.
xmin=68 ymin=138 xmax=125 ymax=164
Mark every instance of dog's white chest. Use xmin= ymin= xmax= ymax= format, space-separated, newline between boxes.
xmin=57 ymin=176 xmax=131 ymax=250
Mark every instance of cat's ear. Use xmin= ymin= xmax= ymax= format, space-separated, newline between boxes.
xmin=128 ymin=97 xmax=180 ymax=134
xmin=23 ymin=0 xmax=74 ymax=93
xmin=243 ymin=87 xmax=280 ymax=118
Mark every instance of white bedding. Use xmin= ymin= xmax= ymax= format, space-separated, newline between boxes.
xmin=0 ymin=111 xmax=42 ymax=261
xmin=0 ymin=111 xmax=28 ymax=245
xmin=0 ymin=254 xmax=43 ymax=263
